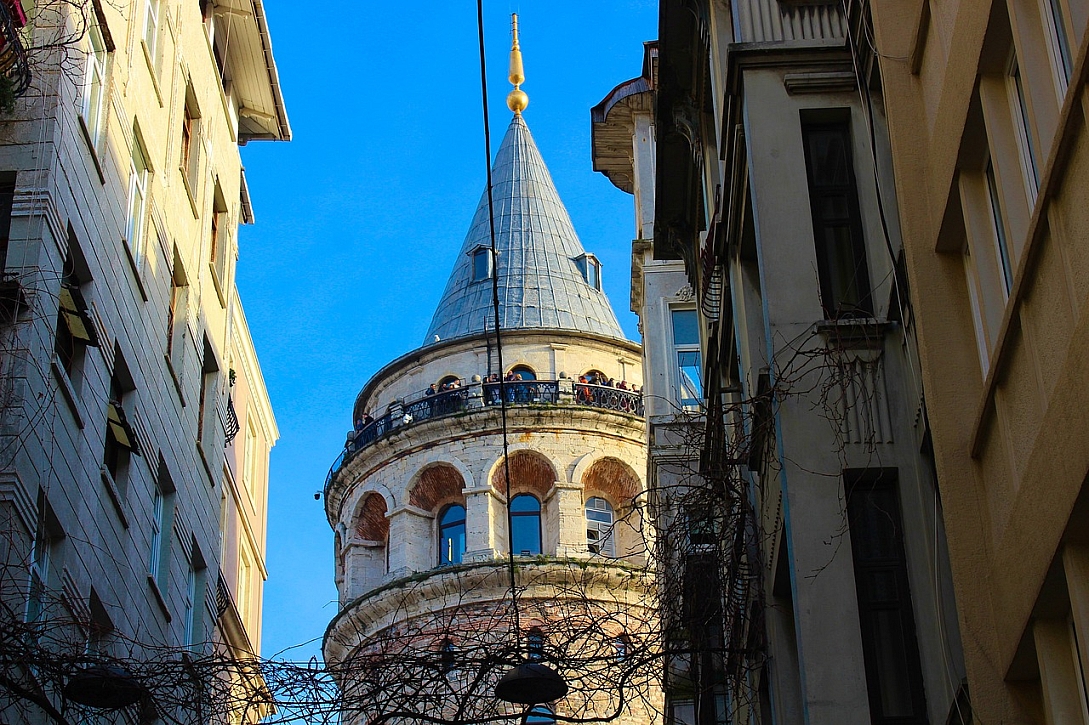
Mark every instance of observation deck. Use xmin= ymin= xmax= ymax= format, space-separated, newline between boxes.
xmin=325 ymin=379 xmax=644 ymax=489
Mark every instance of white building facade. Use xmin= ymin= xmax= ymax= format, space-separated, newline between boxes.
xmin=0 ymin=0 xmax=286 ymax=721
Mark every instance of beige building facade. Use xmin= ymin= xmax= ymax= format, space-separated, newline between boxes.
xmin=0 ymin=0 xmax=286 ymax=720
xmin=870 ymin=0 xmax=1089 ymax=722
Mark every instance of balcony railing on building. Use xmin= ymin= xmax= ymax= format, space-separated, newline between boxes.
xmin=326 ymin=380 xmax=643 ymax=486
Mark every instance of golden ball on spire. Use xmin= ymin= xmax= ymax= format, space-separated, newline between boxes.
xmin=507 ymin=89 xmax=529 ymax=114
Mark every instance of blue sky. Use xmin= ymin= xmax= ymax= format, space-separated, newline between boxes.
xmin=236 ymin=2 xmax=658 ymax=661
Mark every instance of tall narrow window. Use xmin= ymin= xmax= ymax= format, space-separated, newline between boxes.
xmin=149 ymin=458 xmax=175 ymax=587
xmin=125 ymin=131 xmax=150 ymax=267
xmin=104 ymin=352 xmax=139 ymax=495
xmin=142 ymin=0 xmax=160 ymax=65
xmin=55 ymin=237 xmax=98 ymax=384
xmin=209 ymin=182 xmax=229 ymax=303
xmin=801 ymin=118 xmax=873 ymax=318
xmin=586 ymin=497 xmax=615 ymax=557
xmin=236 ymin=545 xmax=253 ymax=628
xmin=82 ymin=17 xmax=109 ymax=150
xmin=27 ymin=498 xmax=64 ymax=629
xmin=846 ymin=472 xmax=928 ymax=724
xmin=526 ymin=628 xmax=545 ymax=661
xmin=0 ymin=171 xmax=15 ymax=271
xmin=180 ymin=92 xmax=201 ymax=195
xmin=510 ymin=494 xmax=541 ymax=556
xmin=985 ymin=159 xmax=1013 ymax=297
xmin=197 ymin=336 xmax=219 ymax=449
xmin=1043 ymin=0 xmax=1073 ymax=93
xmin=184 ymin=544 xmax=207 ymax=650
xmin=1008 ymin=56 xmax=1039 ymax=201
xmin=671 ymin=309 xmax=703 ymax=412
xmin=438 ymin=504 xmax=466 ymax=566
xmin=166 ymin=252 xmax=188 ymax=368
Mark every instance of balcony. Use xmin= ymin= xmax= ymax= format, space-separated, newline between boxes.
xmin=326 ymin=380 xmax=644 ymax=487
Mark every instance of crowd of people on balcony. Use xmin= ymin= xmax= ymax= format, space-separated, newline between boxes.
xmin=350 ymin=370 xmax=643 ymax=434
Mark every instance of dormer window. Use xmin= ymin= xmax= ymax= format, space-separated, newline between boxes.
xmin=470 ymin=246 xmax=493 ymax=282
xmin=574 ymin=253 xmax=601 ymax=290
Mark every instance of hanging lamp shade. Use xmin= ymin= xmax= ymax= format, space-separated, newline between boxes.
xmin=494 ymin=662 xmax=568 ymax=705
xmin=64 ymin=664 xmax=146 ymax=709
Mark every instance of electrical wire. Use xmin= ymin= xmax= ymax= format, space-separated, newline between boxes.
xmin=474 ymin=0 xmax=521 ymax=654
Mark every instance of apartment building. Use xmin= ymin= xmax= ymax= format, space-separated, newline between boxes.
xmin=0 ymin=0 xmax=286 ymax=720
xmin=870 ymin=1 xmax=1089 ymax=722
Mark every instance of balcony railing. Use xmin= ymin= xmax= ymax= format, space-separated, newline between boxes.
xmin=326 ymin=380 xmax=643 ymax=487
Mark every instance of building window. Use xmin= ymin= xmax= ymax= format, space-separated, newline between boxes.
xmin=184 ymin=544 xmax=207 ymax=650
xmin=197 ymin=337 xmax=220 ymax=451
xmin=1008 ymin=55 xmax=1039 ymax=201
xmin=985 ymin=159 xmax=1013 ymax=297
xmin=586 ymin=496 xmax=615 ymax=557
xmin=243 ymin=418 xmax=258 ymax=500
xmin=104 ymin=352 xmax=138 ymax=494
xmin=1042 ymin=0 xmax=1073 ymax=93
xmin=440 ymin=639 xmax=457 ymax=677
xmin=237 ymin=545 xmax=253 ymax=628
xmin=142 ymin=0 xmax=159 ymax=58
xmin=55 ymin=237 xmax=98 ymax=383
xmin=26 ymin=499 xmax=64 ymax=627
xmin=125 ymin=130 xmax=150 ymax=267
xmin=166 ymin=251 xmax=188 ymax=369
xmin=846 ymin=472 xmax=928 ymax=724
xmin=149 ymin=457 xmax=175 ymax=586
xmin=0 ymin=171 xmax=15 ymax=271
xmin=671 ymin=309 xmax=703 ymax=412
xmin=575 ymin=254 xmax=601 ymax=290
xmin=438 ymin=504 xmax=466 ymax=566
xmin=526 ymin=628 xmax=545 ymax=661
xmin=509 ymin=365 xmax=536 ymax=381
xmin=510 ymin=494 xmax=541 ymax=556
xmin=209 ymin=181 xmax=229 ymax=304
xmin=180 ymin=90 xmax=201 ymax=195
xmin=471 ymin=246 xmax=493 ymax=282
xmin=82 ymin=17 xmax=109 ymax=150
xmin=525 ymin=705 xmax=555 ymax=725
xmin=801 ymin=118 xmax=873 ymax=318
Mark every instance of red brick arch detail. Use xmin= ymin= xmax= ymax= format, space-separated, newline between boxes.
xmin=491 ymin=450 xmax=555 ymax=499
xmin=410 ymin=464 xmax=466 ymax=511
xmin=582 ymin=458 xmax=640 ymax=506
xmin=355 ymin=493 xmax=389 ymax=542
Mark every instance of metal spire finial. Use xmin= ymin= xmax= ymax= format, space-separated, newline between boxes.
xmin=506 ymin=14 xmax=528 ymax=114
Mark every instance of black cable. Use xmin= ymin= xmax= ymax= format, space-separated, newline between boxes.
xmin=475 ymin=0 xmax=521 ymax=653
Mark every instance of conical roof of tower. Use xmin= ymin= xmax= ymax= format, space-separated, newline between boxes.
xmin=424 ymin=114 xmax=625 ymax=344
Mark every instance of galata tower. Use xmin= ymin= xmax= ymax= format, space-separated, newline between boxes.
xmin=323 ymin=22 xmax=659 ymax=725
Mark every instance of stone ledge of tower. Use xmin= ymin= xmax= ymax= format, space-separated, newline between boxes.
xmin=324 ymin=404 xmax=648 ymax=525
xmin=323 ymin=558 xmax=655 ymax=657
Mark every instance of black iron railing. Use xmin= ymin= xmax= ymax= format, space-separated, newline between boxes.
xmin=574 ymin=383 xmax=644 ymax=416
xmin=325 ymin=380 xmax=643 ymax=487
xmin=482 ymin=380 xmax=559 ymax=405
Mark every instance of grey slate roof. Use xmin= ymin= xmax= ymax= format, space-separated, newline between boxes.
xmin=424 ymin=114 xmax=625 ymax=344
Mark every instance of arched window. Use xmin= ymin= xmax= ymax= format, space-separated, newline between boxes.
xmin=439 ymin=504 xmax=466 ymax=566
xmin=584 ymin=370 xmax=606 ymax=385
xmin=440 ymin=638 xmax=456 ymax=676
xmin=586 ymin=497 xmax=615 ymax=557
xmin=510 ymin=494 xmax=541 ymax=556
xmin=526 ymin=627 xmax=545 ymax=661
xmin=509 ymin=365 xmax=536 ymax=381
xmin=438 ymin=375 xmax=461 ymax=390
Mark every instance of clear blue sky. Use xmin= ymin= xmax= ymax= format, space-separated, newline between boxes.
xmin=236 ymin=2 xmax=658 ymax=661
